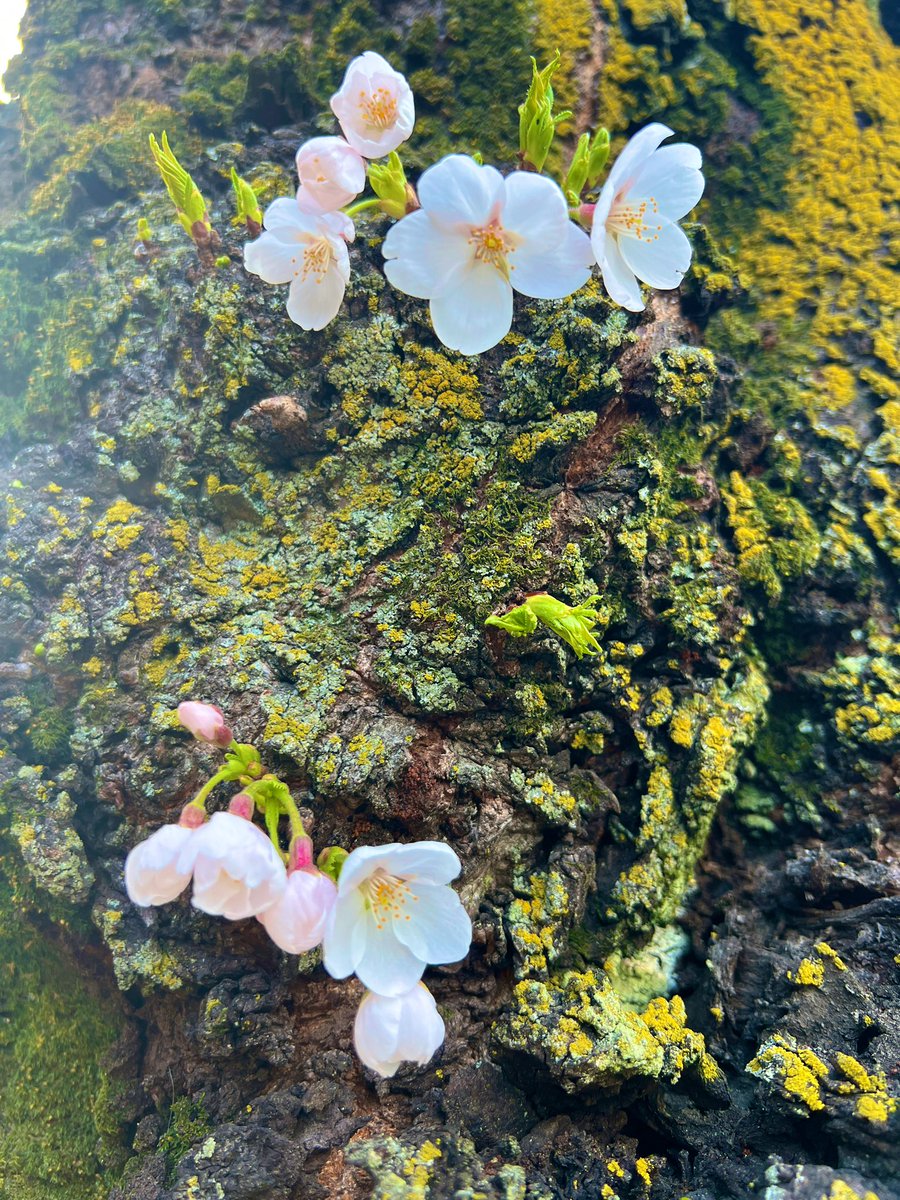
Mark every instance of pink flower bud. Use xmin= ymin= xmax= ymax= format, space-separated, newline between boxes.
xmin=178 ymin=803 xmax=207 ymax=829
xmin=177 ymin=701 xmax=232 ymax=747
xmin=258 ymin=867 xmax=337 ymax=954
xmin=295 ymin=136 xmax=365 ymax=215
xmin=227 ymin=792 xmax=255 ymax=820
xmin=289 ymin=834 xmax=314 ymax=871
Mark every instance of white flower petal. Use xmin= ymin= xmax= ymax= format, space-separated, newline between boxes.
xmin=321 ymin=885 xmax=368 ymax=978
xmin=125 ymin=824 xmax=196 ymax=907
xmin=500 ymin=170 xmax=569 ymax=243
xmin=417 ymin=154 xmax=504 ymax=230
xmin=336 ymin=844 xmax=399 ymax=897
xmin=509 ymin=220 xmax=593 ymax=300
xmin=430 ymin=263 xmax=513 ymax=355
xmin=618 ymin=218 xmax=693 ymax=290
xmin=187 ymin=812 xmax=286 ymax=919
xmin=599 ymin=235 xmax=645 ymax=311
xmin=382 ymin=211 xmax=471 ymax=299
xmin=607 ymin=123 xmax=674 ymax=195
xmin=354 ymin=922 xmax=426 ymax=996
xmin=353 ymin=985 xmax=445 ymax=1078
xmin=393 ymin=882 xmax=472 ymax=965
xmin=260 ymin=869 xmax=337 ymax=954
xmin=379 ymin=842 xmax=462 ymax=886
xmin=261 ymin=197 xmax=310 ymax=237
xmin=244 ymin=232 xmax=298 ymax=285
xmin=285 ymin=266 xmax=346 ymax=331
xmin=629 ymin=147 xmax=705 ymax=221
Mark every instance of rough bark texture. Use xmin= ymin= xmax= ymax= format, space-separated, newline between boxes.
xmin=0 ymin=2 xmax=898 ymax=1199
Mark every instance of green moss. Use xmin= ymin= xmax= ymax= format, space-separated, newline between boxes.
xmin=182 ymin=54 xmax=250 ymax=133
xmin=722 ymin=473 xmax=821 ymax=601
xmin=0 ymin=878 xmax=122 ymax=1200
xmin=158 ymin=1095 xmax=211 ymax=1181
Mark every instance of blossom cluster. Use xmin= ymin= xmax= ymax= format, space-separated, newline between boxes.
xmin=241 ymin=50 xmax=705 ymax=353
xmin=125 ymin=702 xmax=471 ymax=1078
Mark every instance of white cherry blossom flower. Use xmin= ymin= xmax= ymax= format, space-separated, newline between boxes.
xmin=382 ymin=154 xmax=593 ymax=355
xmin=243 ymin=198 xmax=354 ymax=331
xmin=295 ymin=136 xmax=366 ymax=214
xmin=330 ymin=51 xmax=415 ymax=159
xmin=353 ymin=984 xmax=445 ymax=1078
xmin=322 ymin=841 xmax=472 ymax=997
xmin=185 ymin=811 xmax=286 ymax=920
xmin=125 ymin=822 xmax=199 ymax=907
xmin=259 ymin=867 xmax=337 ymax=954
xmin=590 ymin=123 xmax=704 ymax=312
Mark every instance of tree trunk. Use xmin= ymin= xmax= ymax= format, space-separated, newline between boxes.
xmin=1 ymin=2 xmax=897 ymax=1199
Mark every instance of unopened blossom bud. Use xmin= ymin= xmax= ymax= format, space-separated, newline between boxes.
xmin=289 ymin=834 xmax=315 ymax=871
xmin=176 ymin=701 xmax=232 ymax=748
xmin=227 ymin=791 xmax=254 ymax=820
xmin=295 ymin=136 xmax=366 ymax=214
xmin=258 ymin=866 xmax=337 ymax=954
xmin=353 ymin=984 xmax=445 ymax=1077
xmin=178 ymin=803 xmax=207 ymax=829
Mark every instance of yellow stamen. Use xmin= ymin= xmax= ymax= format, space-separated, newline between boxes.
xmin=358 ymin=87 xmax=398 ymax=130
xmin=469 ymin=219 xmax=512 ymax=279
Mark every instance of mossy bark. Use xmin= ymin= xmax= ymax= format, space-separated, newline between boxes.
xmin=1 ymin=2 xmax=898 ymax=1199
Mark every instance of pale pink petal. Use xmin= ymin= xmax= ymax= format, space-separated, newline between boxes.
xmin=500 ymin=170 xmax=569 ymax=244
xmin=353 ymin=922 xmax=426 ymax=996
xmin=618 ymin=218 xmax=693 ymax=290
xmin=629 ymin=147 xmax=704 ymax=220
xmin=607 ymin=123 xmax=674 ymax=195
xmin=285 ymin=266 xmax=346 ymax=330
xmin=353 ymin=985 xmax=444 ymax=1077
xmin=599 ymin=236 xmax=645 ymax=311
xmin=335 ymin=844 xmax=394 ymax=897
xmin=125 ymin=824 xmax=195 ymax=906
xmin=380 ymin=842 xmax=462 ymax=886
xmin=382 ymin=211 xmax=471 ymax=299
xmin=393 ymin=882 xmax=472 ymax=965
xmin=244 ymin=233 xmax=299 ymax=285
xmin=321 ymin=885 xmax=368 ymax=978
xmin=430 ymin=263 xmax=513 ymax=355
xmin=417 ymin=154 xmax=504 ymax=231
xmin=260 ymin=869 xmax=337 ymax=954
xmin=509 ymin=221 xmax=593 ymax=300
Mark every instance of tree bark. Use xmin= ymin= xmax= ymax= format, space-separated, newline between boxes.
xmin=0 ymin=2 xmax=897 ymax=1199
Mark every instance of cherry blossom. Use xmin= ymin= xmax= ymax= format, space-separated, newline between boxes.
xmin=177 ymin=701 xmax=232 ymax=747
xmin=125 ymin=822 xmax=199 ymax=907
xmin=322 ymin=841 xmax=472 ymax=997
xmin=295 ymin=136 xmax=366 ymax=215
xmin=382 ymin=154 xmax=593 ymax=354
xmin=590 ymin=123 xmax=705 ymax=312
xmin=259 ymin=867 xmax=337 ymax=954
xmin=185 ymin=811 xmax=286 ymax=920
xmin=353 ymin=984 xmax=445 ymax=1078
xmin=330 ymin=51 xmax=414 ymax=159
xmin=244 ymin=199 xmax=354 ymax=331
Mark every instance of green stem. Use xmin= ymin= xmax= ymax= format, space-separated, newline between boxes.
xmin=189 ymin=766 xmax=238 ymax=810
xmin=343 ymin=197 xmax=384 ymax=218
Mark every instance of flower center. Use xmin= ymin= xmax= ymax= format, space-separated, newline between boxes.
xmin=364 ymin=870 xmax=418 ymax=930
xmin=608 ymin=194 xmax=663 ymax=243
xmin=469 ymin=219 xmax=512 ymax=278
xmin=297 ymin=236 xmax=333 ymax=284
xmin=359 ymin=87 xmax=398 ymax=130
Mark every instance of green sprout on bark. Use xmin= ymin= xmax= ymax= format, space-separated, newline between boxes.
xmin=518 ymin=52 xmax=572 ymax=172
xmin=485 ymin=592 xmax=603 ymax=659
xmin=149 ymin=131 xmax=220 ymax=260
xmin=230 ymin=167 xmax=262 ymax=235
